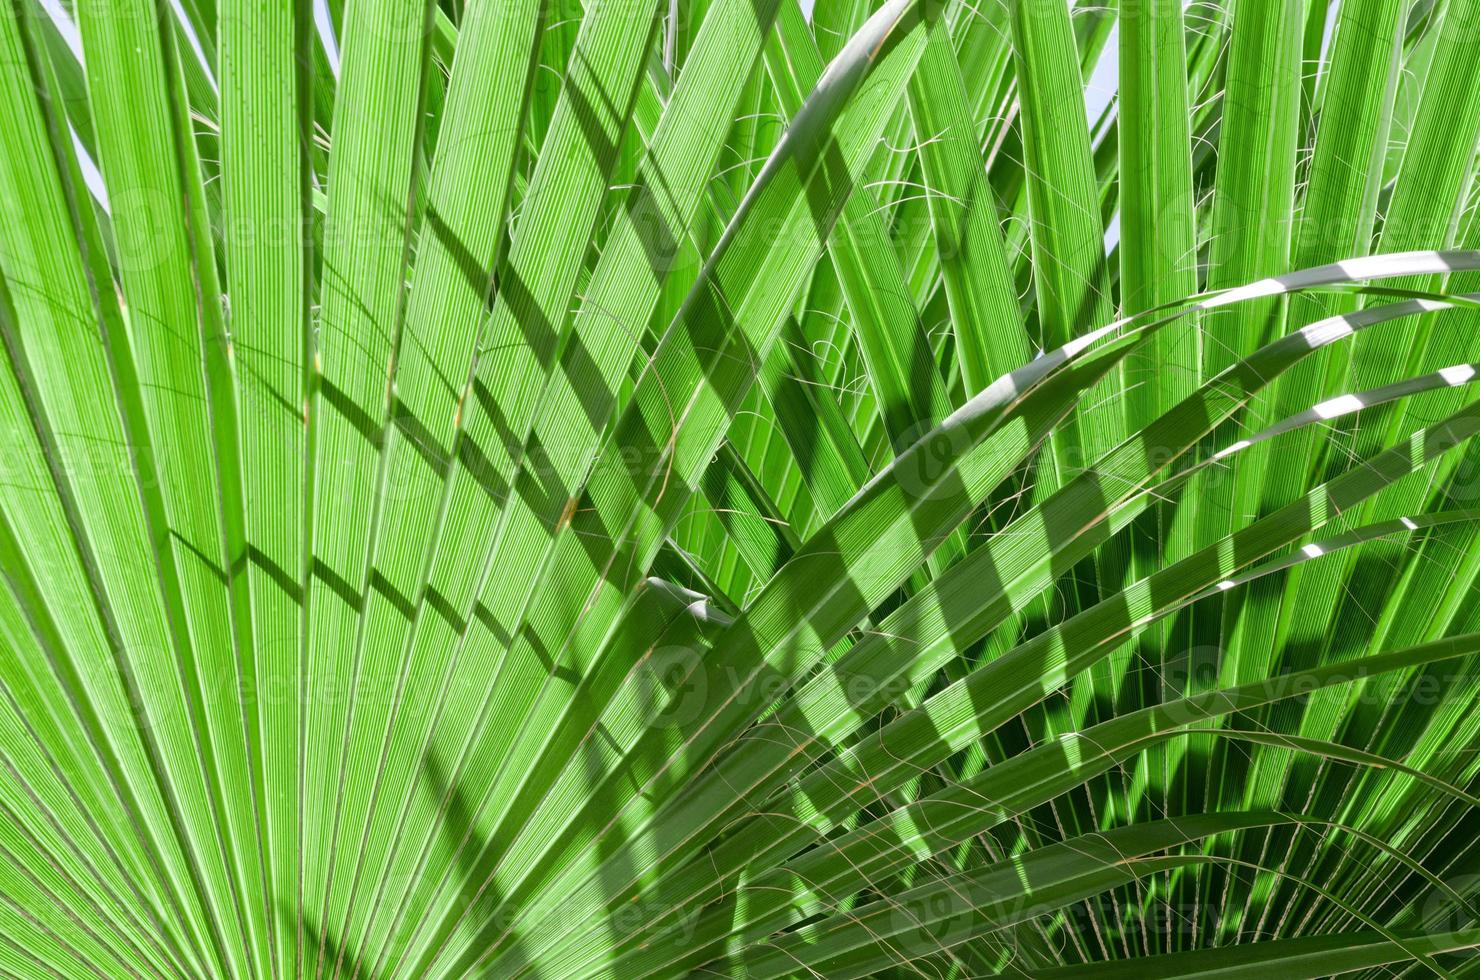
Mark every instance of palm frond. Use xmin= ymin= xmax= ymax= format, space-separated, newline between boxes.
xmin=3 ymin=0 xmax=1480 ymax=977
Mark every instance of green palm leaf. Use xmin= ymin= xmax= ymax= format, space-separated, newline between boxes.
xmin=4 ymin=0 xmax=1480 ymax=977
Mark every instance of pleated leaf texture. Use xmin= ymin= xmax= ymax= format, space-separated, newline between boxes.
xmin=5 ymin=0 xmax=1480 ymax=977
